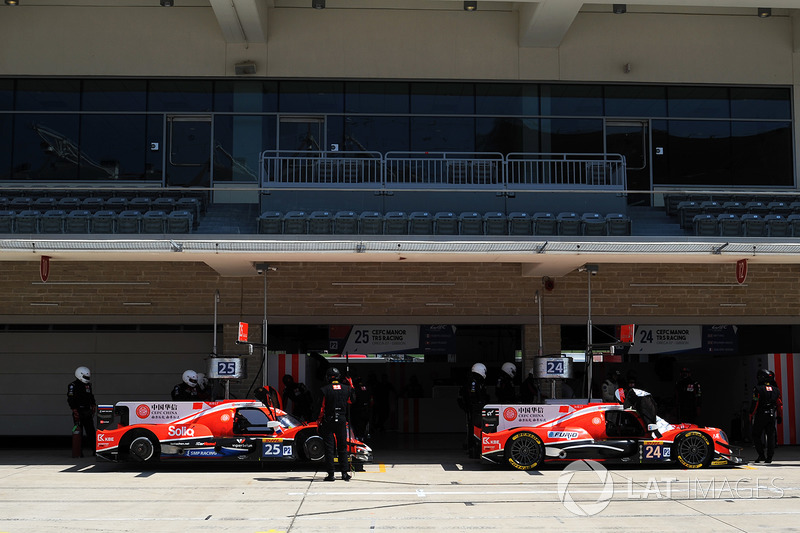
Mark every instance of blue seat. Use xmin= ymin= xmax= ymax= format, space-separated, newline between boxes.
xmin=308 ymin=211 xmax=333 ymax=234
xmin=717 ymin=214 xmax=741 ymax=237
xmin=384 ymin=211 xmax=409 ymax=235
xmin=0 ymin=210 xmax=15 ymax=233
xmin=142 ymin=210 xmax=167 ymax=234
xmin=557 ymin=212 xmax=581 ymax=235
xmin=333 ymin=211 xmax=358 ymax=234
xmin=359 ymin=211 xmax=383 ymax=235
xmin=258 ymin=211 xmax=283 ymax=234
xmin=40 ymin=209 xmax=66 ymax=233
xmin=57 ymin=197 xmax=82 ymax=212
xmin=676 ymin=201 xmax=701 ymax=229
xmin=741 ymin=213 xmax=766 ymax=237
xmin=65 ymin=210 xmax=92 ymax=233
xmin=434 ymin=212 xmax=458 ymax=235
xmin=459 ymin=212 xmax=483 ymax=235
xmin=581 ymin=212 xmax=606 ymax=236
xmin=508 ymin=212 xmax=532 ymax=235
xmin=117 ymin=210 xmax=142 ymax=233
xmin=167 ymin=210 xmax=193 ymax=233
xmin=483 ymin=212 xmax=507 ymax=235
xmin=104 ymin=197 xmax=128 ymax=213
xmin=605 ymin=213 xmax=631 ymax=236
xmin=765 ymin=214 xmax=790 ymax=237
xmin=81 ymin=197 xmax=105 ymax=212
xmin=408 ymin=212 xmax=433 ymax=235
xmin=15 ymin=210 xmax=40 ymax=233
xmin=283 ymin=211 xmax=308 ymax=234
xmin=90 ymin=210 xmax=116 ymax=233
xmin=693 ymin=214 xmax=717 ymax=236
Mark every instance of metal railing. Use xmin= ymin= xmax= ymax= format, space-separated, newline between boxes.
xmin=259 ymin=150 xmax=627 ymax=191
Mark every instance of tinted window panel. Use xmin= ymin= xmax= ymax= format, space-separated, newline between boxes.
xmin=541 ymin=84 xmax=602 ymax=116
xmin=476 ymin=84 xmax=538 ymax=116
xmin=0 ymin=79 xmax=13 ymax=111
xmin=79 ymin=115 xmax=147 ymax=180
xmin=410 ymin=117 xmax=474 ymax=151
xmin=540 ymin=118 xmax=603 ymax=153
xmin=731 ymin=121 xmax=793 ymax=186
xmin=279 ymin=81 xmax=344 ymax=113
xmin=148 ymin=80 xmax=213 ymax=112
xmin=668 ymin=86 xmax=729 ymax=118
xmin=345 ymin=82 xmax=409 ymax=114
xmin=410 ymin=83 xmax=474 ymax=115
xmin=0 ymin=115 xmax=11 ymax=178
xmin=214 ymin=80 xmax=278 ymax=113
xmin=145 ymin=115 xmax=164 ymax=181
xmin=343 ymin=116 xmax=410 ymax=153
xmin=476 ymin=117 xmax=540 ymax=154
xmin=12 ymin=114 xmax=80 ymax=179
xmin=82 ymin=79 xmax=147 ymax=112
xmin=604 ymin=85 xmax=667 ymax=117
xmin=214 ymin=115 xmax=276 ymax=182
xmin=16 ymin=79 xmax=80 ymax=111
xmin=730 ymin=87 xmax=791 ymax=119
xmin=666 ymin=120 xmax=731 ymax=185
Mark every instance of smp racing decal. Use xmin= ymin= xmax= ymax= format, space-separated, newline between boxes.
xmin=547 ymin=431 xmax=580 ymax=439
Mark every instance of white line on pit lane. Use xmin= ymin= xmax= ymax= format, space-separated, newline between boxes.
xmin=290 ymin=487 xmax=799 ymax=497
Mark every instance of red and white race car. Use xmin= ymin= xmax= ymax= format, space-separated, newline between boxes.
xmin=95 ymin=394 xmax=372 ymax=466
xmin=479 ymin=402 xmax=743 ymax=470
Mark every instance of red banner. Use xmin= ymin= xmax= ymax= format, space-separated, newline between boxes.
xmin=237 ymin=322 xmax=249 ymax=342
xmin=40 ymin=256 xmax=50 ymax=283
xmin=736 ymin=258 xmax=747 ymax=284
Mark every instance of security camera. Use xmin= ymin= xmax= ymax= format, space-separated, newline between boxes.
xmin=256 ymin=268 xmax=264 ymax=274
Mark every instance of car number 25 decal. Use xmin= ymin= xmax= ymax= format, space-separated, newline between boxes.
xmin=642 ymin=442 xmax=671 ymax=461
xmin=262 ymin=441 xmax=292 ymax=458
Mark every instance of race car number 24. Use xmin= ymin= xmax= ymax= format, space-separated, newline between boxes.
xmin=263 ymin=442 xmax=292 ymax=457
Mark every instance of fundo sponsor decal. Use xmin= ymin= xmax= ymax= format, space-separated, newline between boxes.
xmin=503 ymin=407 xmax=518 ymax=421
xmin=548 ymin=431 xmax=580 ymax=439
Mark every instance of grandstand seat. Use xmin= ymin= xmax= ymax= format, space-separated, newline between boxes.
xmin=104 ymin=197 xmax=128 ymax=213
xmin=308 ymin=211 xmax=333 ymax=234
xmin=10 ymin=197 xmax=32 ymax=209
xmin=459 ymin=212 xmax=483 ymax=235
xmin=65 ymin=210 xmax=91 ymax=233
xmin=142 ymin=210 xmax=167 ymax=233
xmin=117 ymin=210 xmax=142 ymax=233
xmin=167 ymin=210 xmax=193 ymax=233
xmin=40 ymin=209 xmax=66 ymax=233
xmin=581 ymin=212 xmax=606 ymax=236
xmin=152 ymin=197 xmax=176 ymax=212
xmin=744 ymin=201 xmax=769 ymax=216
xmin=676 ymin=201 xmax=701 ymax=229
xmin=384 ymin=211 xmax=409 ymax=235
xmin=408 ymin=212 xmax=433 ymax=235
xmin=15 ymin=210 xmax=40 ymax=233
xmin=90 ymin=210 xmax=116 ymax=233
xmin=789 ymin=202 xmax=800 ymax=216
xmin=717 ymin=214 xmax=741 ymax=237
xmin=359 ymin=211 xmax=383 ymax=235
xmin=176 ymin=197 xmax=202 ymax=224
xmin=557 ymin=212 xmax=581 ymax=235
xmin=258 ymin=211 xmax=283 ymax=234
xmin=0 ymin=210 xmax=15 ymax=233
xmin=741 ymin=213 xmax=766 ymax=237
xmin=57 ymin=197 xmax=82 ymax=212
xmin=283 ymin=211 xmax=308 ymax=234
xmin=81 ymin=197 xmax=105 ymax=212
xmin=0 ymin=197 xmax=8 ymax=210
xmin=765 ymin=214 xmax=790 ymax=237
xmin=434 ymin=212 xmax=458 ymax=235
xmin=693 ymin=214 xmax=717 ymax=236
xmin=508 ymin=212 xmax=532 ymax=235
xmin=33 ymin=197 xmax=56 ymax=211
xmin=128 ymin=197 xmax=152 ymax=212
xmin=664 ymin=194 xmax=688 ymax=217
xmin=483 ymin=212 xmax=507 ymax=235
xmin=788 ymin=214 xmax=800 ymax=237
xmin=720 ymin=201 xmax=746 ymax=216
xmin=767 ymin=201 xmax=791 ymax=216
xmin=532 ymin=212 xmax=556 ymax=236
xmin=699 ymin=201 xmax=721 ymax=215
xmin=333 ymin=211 xmax=358 ymax=234
xmin=605 ymin=213 xmax=631 ymax=236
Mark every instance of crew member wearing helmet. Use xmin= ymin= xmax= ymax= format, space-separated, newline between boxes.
xmin=750 ymin=368 xmax=783 ymax=463
xmin=495 ymin=362 xmax=517 ymax=403
xmin=674 ymin=367 xmax=702 ymax=424
xmin=171 ymin=369 xmax=202 ymax=401
xmin=458 ymin=363 xmax=489 ymax=458
xmin=615 ymin=385 xmax=661 ymax=438
xmin=317 ymin=367 xmax=354 ymax=481
xmin=601 ymin=369 xmax=621 ymax=403
xmin=67 ymin=366 xmax=96 ymax=457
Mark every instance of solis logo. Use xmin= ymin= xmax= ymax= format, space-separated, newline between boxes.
xmin=136 ymin=404 xmax=151 ymax=419
xmin=503 ymin=407 xmax=518 ymax=421
xmin=168 ymin=426 xmax=195 ymax=437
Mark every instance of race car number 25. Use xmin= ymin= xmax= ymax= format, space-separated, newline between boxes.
xmin=262 ymin=442 xmax=292 ymax=457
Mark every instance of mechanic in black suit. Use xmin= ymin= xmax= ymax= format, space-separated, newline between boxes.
xmin=750 ymin=368 xmax=783 ymax=463
xmin=458 ymin=363 xmax=489 ymax=458
xmin=67 ymin=366 xmax=96 ymax=456
xmin=317 ymin=367 xmax=354 ymax=481
xmin=171 ymin=369 xmax=202 ymax=401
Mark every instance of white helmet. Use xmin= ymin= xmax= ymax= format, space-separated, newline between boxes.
xmin=471 ymin=363 xmax=487 ymax=379
xmin=75 ymin=366 xmax=91 ymax=384
xmin=501 ymin=362 xmax=516 ymax=378
xmin=182 ymin=369 xmax=198 ymax=387
xmin=196 ymin=372 xmax=208 ymax=389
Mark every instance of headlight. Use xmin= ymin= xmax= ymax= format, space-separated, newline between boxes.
xmin=718 ymin=430 xmax=729 ymax=443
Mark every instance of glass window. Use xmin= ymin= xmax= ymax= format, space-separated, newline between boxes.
xmin=214 ymin=80 xmax=278 ymax=113
xmin=410 ymin=83 xmax=474 ymax=115
xmin=345 ymin=81 xmax=409 ymax=114
xmin=540 ymin=84 xmax=603 ymax=116
xmin=476 ymin=83 xmax=538 ymax=116
xmin=16 ymin=79 xmax=80 ymax=111
xmin=145 ymin=115 xmax=164 ymax=181
xmin=279 ymin=81 xmax=344 ymax=113
xmin=476 ymin=117 xmax=540 ymax=154
xmin=731 ymin=121 xmax=793 ymax=186
xmin=539 ymin=118 xmax=603 ymax=153
xmin=0 ymin=115 xmax=11 ymax=178
xmin=343 ymin=116 xmax=409 ymax=153
xmin=148 ymin=80 xmax=213 ymax=112
xmin=214 ymin=115 xmax=276 ymax=182
xmin=665 ymin=120 xmax=731 ymax=185
xmin=604 ymin=85 xmax=667 ymax=117
xmin=82 ymin=79 xmax=147 ymax=112
xmin=730 ymin=87 xmax=791 ymax=120
xmin=410 ymin=117 xmax=474 ymax=152
xmin=12 ymin=114 xmax=81 ymax=179
xmin=667 ymin=86 xmax=729 ymax=118
xmin=0 ymin=80 xmax=13 ymax=111
xmin=79 ymin=115 xmax=148 ymax=180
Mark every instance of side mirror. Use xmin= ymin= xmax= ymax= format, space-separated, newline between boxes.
xmin=267 ymin=420 xmax=281 ymax=429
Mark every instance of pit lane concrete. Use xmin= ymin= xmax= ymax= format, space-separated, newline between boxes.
xmin=1 ymin=435 xmax=798 ymax=533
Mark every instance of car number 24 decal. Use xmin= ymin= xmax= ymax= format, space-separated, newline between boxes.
xmin=642 ymin=441 xmax=671 ymax=461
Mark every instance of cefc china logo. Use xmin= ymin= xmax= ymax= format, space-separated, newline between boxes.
xmin=136 ymin=404 xmax=151 ymax=419
xmin=503 ymin=407 xmax=518 ymax=421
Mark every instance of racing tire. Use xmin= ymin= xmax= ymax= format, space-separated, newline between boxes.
xmin=674 ymin=430 xmax=713 ymax=469
xmin=505 ymin=431 xmax=545 ymax=471
xmin=302 ymin=434 xmax=325 ymax=462
xmin=126 ymin=432 xmax=160 ymax=464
